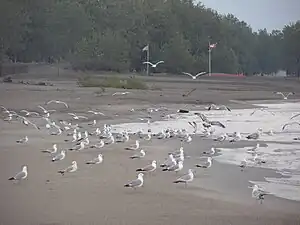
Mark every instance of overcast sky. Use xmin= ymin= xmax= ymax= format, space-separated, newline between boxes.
xmin=198 ymin=0 xmax=300 ymax=31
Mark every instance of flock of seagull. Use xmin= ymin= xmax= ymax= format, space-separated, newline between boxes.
xmin=1 ymin=89 xmax=299 ymax=205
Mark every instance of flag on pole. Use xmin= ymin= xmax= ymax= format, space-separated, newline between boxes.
xmin=142 ymin=45 xmax=149 ymax=52
xmin=209 ymin=43 xmax=217 ymax=49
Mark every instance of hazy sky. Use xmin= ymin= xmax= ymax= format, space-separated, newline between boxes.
xmin=198 ymin=0 xmax=300 ymax=31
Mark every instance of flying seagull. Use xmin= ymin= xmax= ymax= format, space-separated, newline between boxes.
xmin=46 ymin=100 xmax=69 ymax=108
xmin=143 ymin=61 xmax=164 ymax=68
xmin=188 ymin=121 xmax=197 ymax=133
xmin=37 ymin=105 xmax=56 ymax=114
xmin=68 ymin=113 xmax=88 ymax=120
xmin=182 ymin=72 xmax=206 ymax=80
xmin=20 ymin=110 xmax=40 ymax=116
xmin=274 ymin=92 xmax=295 ymax=100
xmin=250 ymin=108 xmax=275 ymax=116
xmin=173 ymin=169 xmax=194 ymax=187
xmin=8 ymin=165 xmax=28 ymax=182
xmin=290 ymin=113 xmax=300 ymax=120
xmin=87 ymin=110 xmax=105 ymax=115
xmin=58 ymin=161 xmax=78 ymax=175
xmin=282 ymin=122 xmax=300 ymax=131
xmin=112 ymin=92 xmax=131 ymax=96
xmin=124 ymin=173 xmax=144 ymax=190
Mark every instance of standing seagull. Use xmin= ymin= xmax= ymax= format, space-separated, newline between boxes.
xmin=173 ymin=169 xmax=194 ymax=187
xmin=16 ymin=136 xmax=28 ymax=144
xmin=125 ymin=140 xmax=140 ymax=150
xmin=249 ymin=184 xmax=268 ymax=204
xmin=8 ymin=165 xmax=28 ymax=182
xmin=182 ymin=72 xmax=206 ymax=80
xmin=86 ymin=154 xmax=103 ymax=165
xmin=130 ymin=150 xmax=146 ymax=159
xmin=124 ymin=173 xmax=144 ymax=190
xmin=274 ymin=92 xmax=295 ymax=100
xmin=136 ymin=160 xmax=157 ymax=173
xmin=58 ymin=161 xmax=78 ymax=175
xmin=52 ymin=150 xmax=66 ymax=162
xmin=195 ymin=157 xmax=213 ymax=168
xmin=143 ymin=61 xmax=164 ymax=68
xmin=46 ymin=100 xmax=69 ymax=108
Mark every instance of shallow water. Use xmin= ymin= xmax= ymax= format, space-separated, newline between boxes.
xmin=112 ymin=102 xmax=300 ymax=201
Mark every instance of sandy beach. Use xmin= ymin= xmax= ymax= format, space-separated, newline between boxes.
xmin=1 ymin=70 xmax=300 ymax=225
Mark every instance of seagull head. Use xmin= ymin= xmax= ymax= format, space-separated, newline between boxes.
xmin=98 ymin=154 xmax=103 ymax=159
xmin=152 ymin=160 xmax=157 ymax=166
xmin=188 ymin=169 xmax=194 ymax=174
xmin=140 ymin=150 xmax=145 ymax=155
xmin=137 ymin=173 xmax=144 ymax=179
xmin=72 ymin=161 xmax=77 ymax=166
xmin=22 ymin=165 xmax=28 ymax=172
xmin=256 ymin=143 xmax=260 ymax=148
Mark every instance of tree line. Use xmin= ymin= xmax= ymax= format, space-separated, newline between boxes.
xmin=1 ymin=0 xmax=299 ymax=76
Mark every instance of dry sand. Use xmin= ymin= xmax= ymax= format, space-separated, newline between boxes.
xmin=1 ymin=71 xmax=300 ymax=225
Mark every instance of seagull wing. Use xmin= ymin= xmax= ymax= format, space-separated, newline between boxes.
xmin=38 ymin=105 xmax=47 ymax=111
xmin=46 ymin=100 xmax=55 ymax=105
xmin=210 ymin=121 xmax=226 ymax=128
xmin=143 ymin=61 xmax=154 ymax=66
xmin=77 ymin=116 xmax=88 ymax=119
xmin=287 ymin=92 xmax=295 ymax=97
xmin=291 ymin=113 xmax=300 ymax=120
xmin=194 ymin=72 xmax=207 ymax=77
xmin=14 ymin=171 xmax=26 ymax=180
xmin=182 ymin=72 xmax=194 ymax=78
xmin=282 ymin=122 xmax=300 ymax=130
xmin=68 ymin=113 xmax=77 ymax=117
xmin=126 ymin=178 xmax=142 ymax=187
xmin=176 ymin=173 xmax=191 ymax=182
xmin=58 ymin=101 xmax=68 ymax=108
xmin=156 ymin=61 xmax=164 ymax=65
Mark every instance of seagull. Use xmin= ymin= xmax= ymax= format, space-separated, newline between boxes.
xmin=52 ymin=150 xmax=66 ymax=162
xmin=188 ymin=121 xmax=197 ymax=133
xmin=69 ymin=141 xmax=85 ymax=151
xmin=88 ymin=120 xmax=97 ymax=126
xmin=90 ymin=140 xmax=105 ymax=149
xmin=207 ymin=104 xmax=231 ymax=111
xmin=203 ymin=147 xmax=216 ymax=156
xmin=88 ymin=110 xmax=105 ymax=115
xmin=16 ymin=116 xmax=40 ymax=130
xmin=163 ymin=160 xmax=183 ymax=173
xmin=130 ymin=150 xmax=146 ymax=159
xmin=173 ymin=169 xmax=194 ymax=187
xmin=143 ymin=61 xmax=164 ymax=68
xmin=68 ymin=113 xmax=88 ymax=120
xmin=8 ymin=165 xmax=28 ymax=181
xmin=229 ymin=132 xmax=242 ymax=142
xmin=58 ymin=161 xmax=78 ymax=175
xmin=86 ymin=154 xmax=103 ymax=164
xmin=46 ymin=100 xmax=69 ymax=108
xmin=182 ymin=72 xmax=206 ymax=80
xmin=124 ymin=173 xmax=144 ymax=190
xmin=41 ymin=144 xmax=58 ymax=155
xmin=20 ymin=110 xmax=40 ymax=116
xmin=112 ymin=92 xmax=131 ymax=96
xmin=136 ymin=160 xmax=157 ymax=173
xmin=274 ymin=92 xmax=295 ymax=100
xmin=239 ymin=159 xmax=248 ymax=171
xmin=195 ymin=157 xmax=212 ymax=168
xmin=250 ymin=108 xmax=275 ymax=116
xmin=160 ymin=154 xmax=176 ymax=168
xmin=37 ymin=105 xmax=56 ymax=114
xmin=247 ymin=143 xmax=260 ymax=153
xmin=125 ymin=140 xmax=140 ymax=150
xmin=249 ymin=184 xmax=268 ymax=204
xmin=282 ymin=122 xmax=300 ymax=131
xmin=16 ymin=136 xmax=28 ymax=144
xmin=246 ymin=128 xmax=262 ymax=140
xmin=290 ymin=113 xmax=300 ymax=120
xmin=214 ymin=134 xmax=227 ymax=142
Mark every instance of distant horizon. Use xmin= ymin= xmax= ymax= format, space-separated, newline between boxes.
xmin=198 ymin=0 xmax=300 ymax=31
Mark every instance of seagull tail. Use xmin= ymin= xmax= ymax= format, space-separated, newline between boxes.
xmin=130 ymin=156 xmax=137 ymax=159
xmin=173 ymin=180 xmax=183 ymax=183
xmin=8 ymin=177 xmax=15 ymax=180
xmin=124 ymin=184 xmax=130 ymax=187
xmin=160 ymin=164 xmax=166 ymax=167
xmin=195 ymin=164 xmax=205 ymax=168
xmin=58 ymin=171 xmax=65 ymax=175
xmin=162 ymin=168 xmax=168 ymax=171
xmin=136 ymin=168 xmax=144 ymax=172
xmin=41 ymin=150 xmax=50 ymax=153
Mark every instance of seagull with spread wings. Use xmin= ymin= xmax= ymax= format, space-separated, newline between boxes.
xmin=182 ymin=72 xmax=206 ymax=80
xmin=274 ymin=92 xmax=295 ymax=100
xmin=143 ymin=61 xmax=164 ymax=68
xmin=68 ymin=113 xmax=88 ymax=120
xmin=46 ymin=100 xmax=69 ymax=108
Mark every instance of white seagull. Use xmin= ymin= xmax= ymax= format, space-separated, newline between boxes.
xmin=88 ymin=110 xmax=105 ymax=115
xmin=130 ymin=150 xmax=146 ymax=159
xmin=124 ymin=173 xmax=144 ymax=189
xmin=163 ymin=160 xmax=183 ymax=173
xmin=112 ymin=92 xmax=131 ymax=96
xmin=173 ymin=169 xmax=194 ymax=187
xmin=58 ymin=161 xmax=78 ymax=175
xmin=8 ymin=165 xmax=28 ymax=182
xmin=160 ymin=154 xmax=177 ymax=168
xmin=182 ymin=72 xmax=206 ymax=80
xmin=195 ymin=157 xmax=212 ymax=168
xmin=37 ymin=105 xmax=56 ymax=114
xmin=41 ymin=144 xmax=58 ymax=155
xmin=239 ymin=158 xmax=248 ymax=171
xmin=90 ymin=140 xmax=105 ymax=149
xmin=52 ymin=150 xmax=66 ymax=162
xmin=143 ymin=61 xmax=164 ymax=68
xmin=249 ymin=184 xmax=268 ymax=204
xmin=46 ymin=100 xmax=69 ymax=108
xmin=68 ymin=113 xmax=88 ymax=120
xmin=125 ymin=140 xmax=140 ymax=150
xmin=274 ymin=92 xmax=295 ymax=100
xmin=86 ymin=154 xmax=103 ymax=164
xmin=136 ymin=160 xmax=157 ymax=173
xmin=16 ymin=136 xmax=28 ymax=144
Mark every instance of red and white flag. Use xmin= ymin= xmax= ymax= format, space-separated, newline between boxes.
xmin=209 ymin=43 xmax=217 ymax=49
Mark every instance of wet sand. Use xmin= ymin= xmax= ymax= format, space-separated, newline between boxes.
xmin=0 ymin=72 xmax=300 ymax=225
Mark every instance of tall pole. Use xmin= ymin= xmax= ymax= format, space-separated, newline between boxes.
xmin=208 ymin=41 xmax=211 ymax=76
xmin=146 ymin=44 xmax=150 ymax=76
